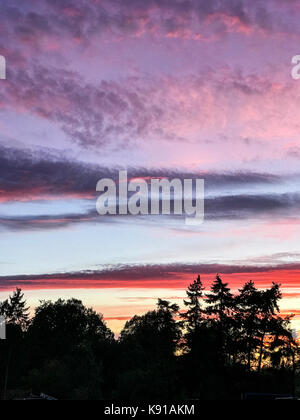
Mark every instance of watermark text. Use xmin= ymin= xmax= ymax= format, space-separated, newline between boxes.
xmin=0 ymin=55 xmax=6 ymax=80
xmin=291 ymin=55 xmax=300 ymax=80
xmin=0 ymin=316 xmax=6 ymax=340
xmin=96 ymin=171 xmax=205 ymax=225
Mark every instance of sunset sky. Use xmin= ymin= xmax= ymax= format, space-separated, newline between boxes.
xmin=1 ymin=0 xmax=300 ymax=334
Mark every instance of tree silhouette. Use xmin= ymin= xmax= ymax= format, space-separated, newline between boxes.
xmin=120 ymin=299 xmax=181 ymax=360
xmin=0 ymin=279 xmax=299 ymax=400
xmin=182 ymin=275 xmax=205 ymax=333
xmin=181 ymin=275 xmax=211 ymax=360
xmin=206 ymin=275 xmax=234 ymax=320
xmin=28 ymin=298 xmax=113 ymax=363
xmin=0 ymin=288 xmax=30 ymax=399
xmin=0 ymin=288 xmax=29 ymax=329
xmin=118 ymin=299 xmax=181 ymax=399
xmin=236 ymin=281 xmax=262 ymax=370
xmin=256 ymin=283 xmax=282 ymax=372
xmin=23 ymin=298 xmax=114 ymax=399
xmin=205 ymin=275 xmax=235 ymax=366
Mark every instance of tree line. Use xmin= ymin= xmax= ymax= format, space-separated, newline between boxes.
xmin=0 ymin=275 xmax=299 ymax=400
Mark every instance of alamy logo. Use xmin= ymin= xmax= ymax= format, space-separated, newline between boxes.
xmin=96 ymin=171 xmax=205 ymax=225
xmin=0 ymin=55 xmax=6 ymax=80
xmin=291 ymin=55 xmax=300 ymax=80
xmin=0 ymin=316 xmax=6 ymax=340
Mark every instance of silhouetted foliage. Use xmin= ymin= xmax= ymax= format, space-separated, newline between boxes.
xmin=117 ymin=299 xmax=182 ymax=399
xmin=0 ymin=288 xmax=29 ymax=329
xmin=27 ymin=298 xmax=113 ymax=363
xmin=0 ymin=276 xmax=299 ymax=400
xmin=182 ymin=275 xmax=205 ymax=335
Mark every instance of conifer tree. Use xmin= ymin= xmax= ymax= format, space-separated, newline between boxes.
xmin=256 ymin=282 xmax=282 ymax=372
xmin=236 ymin=280 xmax=261 ymax=370
xmin=205 ymin=275 xmax=233 ymax=323
xmin=0 ymin=288 xmax=29 ymax=329
xmin=183 ymin=275 xmax=205 ymax=334
xmin=205 ymin=275 xmax=234 ymax=365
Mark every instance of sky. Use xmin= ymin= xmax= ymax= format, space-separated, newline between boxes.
xmin=1 ymin=0 xmax=300 ymax=334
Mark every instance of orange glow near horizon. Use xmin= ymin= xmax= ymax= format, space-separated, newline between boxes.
xmin=0 ymin=266 xmax=299 ymax=334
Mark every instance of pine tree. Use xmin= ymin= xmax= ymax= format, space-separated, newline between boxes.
xmin=268 ymin=314 xmax=297 ymax=370
xmin=256 ymin=282 xmax=282 ymax=372
xmin=236 ymin=281 xmax=261 ymax=370
xmin=205 ymin=275 xmax=233 ymax=322
xmin=182 ymin=275 xmax=205 ymax=335
xmin=205 ymin=275 xmax=234 ymax=365
xmin=156 ymin=299 xmax=181 ymax=355
xmin=0 ymin=288 xmax=30 ymax=329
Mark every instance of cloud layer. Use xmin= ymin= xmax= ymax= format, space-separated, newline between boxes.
xmin=1 ymin=1 xmax=300 ymax=333
xmin=1 ymin=261 xmax=300 ymax=291
xmin=1 ymin=145 xmax=299 ymax=231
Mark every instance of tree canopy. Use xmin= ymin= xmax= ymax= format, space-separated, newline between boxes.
xmin=0 ymin=276 xmax=299 ymax=400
